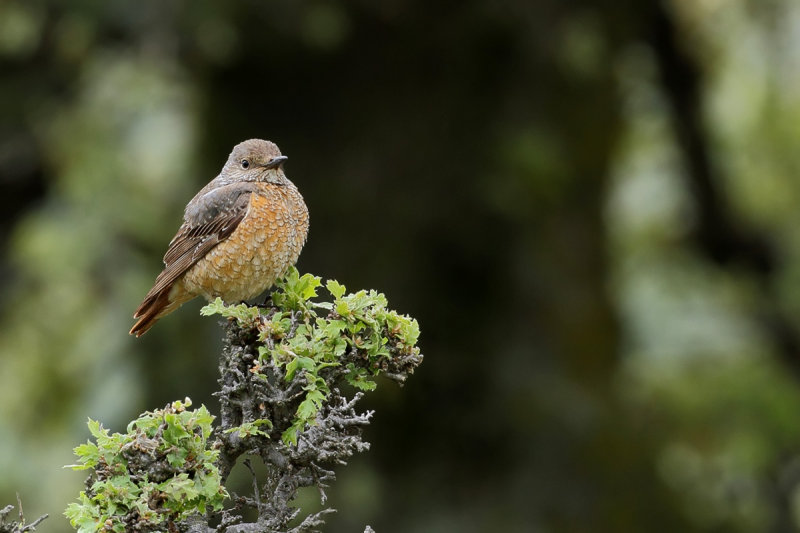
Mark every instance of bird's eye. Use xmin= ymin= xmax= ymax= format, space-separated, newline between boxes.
xmin=241 ymin=159 xmax=250 ymax=169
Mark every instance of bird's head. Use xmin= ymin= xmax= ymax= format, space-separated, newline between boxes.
xmin=222 ymin=139 xmax=289 ymax=185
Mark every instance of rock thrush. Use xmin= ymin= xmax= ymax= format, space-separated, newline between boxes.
xmin=130 ymin=139 xmax=309 ymax=336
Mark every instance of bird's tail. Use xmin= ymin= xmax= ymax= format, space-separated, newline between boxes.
xmin=129 ymin=283 xmax=190 ymax=337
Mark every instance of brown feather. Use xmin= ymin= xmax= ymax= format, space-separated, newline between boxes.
xmin=130 ymin=192 xmax=252 ymax=334
xmin=129 ymin=289 xmax=173 ymax=337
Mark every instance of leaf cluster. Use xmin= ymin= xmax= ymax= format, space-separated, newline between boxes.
xmin=65 ymin=399 xmax=227 ymax=532
xmin=205 ymin=267 xmax=421 ymax=446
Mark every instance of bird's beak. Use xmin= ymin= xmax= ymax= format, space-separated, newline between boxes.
xmin=262 ymin=155 xmax=288 ymax=170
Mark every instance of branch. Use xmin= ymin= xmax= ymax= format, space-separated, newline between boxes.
xmin=0 ymin=495 xmax=48 ymax=533
xmin=207 ymin=271 xmax=422 ymax=531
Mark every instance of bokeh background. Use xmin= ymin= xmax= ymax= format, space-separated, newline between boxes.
xmin=2 ymin=0 xmax=800 ymax=531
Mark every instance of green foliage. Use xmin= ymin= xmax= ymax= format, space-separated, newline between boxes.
xmin=223 ymin=419 xmax=273 ymax=439
xmin=203 ymin=267 xmax=421 ymax=446
xmin=64 ymin=399 xmax=227 ymax=532
xmin=200 ymin=298 xmax=261 ymax=325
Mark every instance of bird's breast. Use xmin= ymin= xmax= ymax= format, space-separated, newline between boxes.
xmin=180 ymin=183 xmax=309 ymax=302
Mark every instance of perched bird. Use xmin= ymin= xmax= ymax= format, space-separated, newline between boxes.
xmin=130 ymin=139 xmax=309 ymax=336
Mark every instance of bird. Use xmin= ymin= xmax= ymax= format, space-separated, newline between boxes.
xmin=130 ymin=139 xmax=309 ymax=336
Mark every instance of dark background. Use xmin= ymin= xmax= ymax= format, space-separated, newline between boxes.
xmin=3 ymin=1 xmax=800 ymax=531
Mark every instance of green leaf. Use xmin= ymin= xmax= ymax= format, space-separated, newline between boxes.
xmin=349 ymin=376 xmax=377 ymax=391
xmin=68 ymin=442 xmax=100 ymax=469
xmin=223 ymin=419 xmax=273 ymax=438
xmin=282 ymin=422 xmax=301 ymax=446
xmin=172 ymin=397 xmax=192 ymax=410
xmin=298 ymin=273 xmax=322 ymax=300
xmin=200 ymin=298 xmax=260 ymax=323
xmin=326 ymin=279 xmax=346 ymax=299
xmin=162 ymin=419 xmax=191 ymax=445
xmin=296 ymin=398 xmax=317 ymax=420
xmin=191 ymin=405 xmax=215 ymax=439
xmin=346 ymin=364 xmax=378 ymax=391
xmin=285 ymin=355 xmax=316 ymax=382
xmin=87 ymin=418 xmax=106 ymax=440
xmin=323 ymin=319 xmax=347 ymax=338
xmin=199 ymin=297 xmax=227 ymax=316
xmin=161 ymin=473 xmax=201 ymax=508
xmin=167 ymin=447 xmax=189 ymax=468
xmin=335 ymin=300 xmax=350 ymax=316
xmin=332 ymin=337 xmax=348 ymax=356
xmin=296 ymin=388 xmax=325 ymax=420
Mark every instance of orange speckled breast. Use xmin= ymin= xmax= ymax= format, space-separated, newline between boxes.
xmin=180 ymin=183 xmax=309 ymax=302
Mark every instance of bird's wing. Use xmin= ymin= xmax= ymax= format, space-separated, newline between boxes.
xmin=135 ymin=188 xmax=253 ymax=310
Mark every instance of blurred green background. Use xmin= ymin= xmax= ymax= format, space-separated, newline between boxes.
xmin=3 ymin=0 xmax=800 ymax=531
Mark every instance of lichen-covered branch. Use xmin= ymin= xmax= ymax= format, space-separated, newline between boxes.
xmin=210 ymin=270 xmax=422 ymax=531
xmin=1 ymin=496 xmax=48 ymax=533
